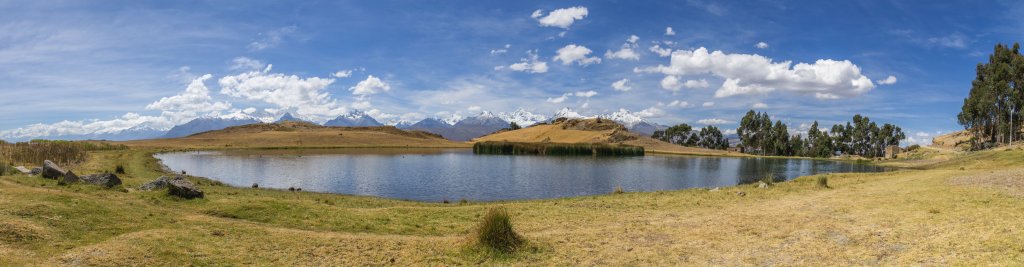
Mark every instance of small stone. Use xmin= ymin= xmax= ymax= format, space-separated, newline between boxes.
xmin=251 ymin=183 xmax=259 ymax=188
xmin=58 ymin=170 xmax=80 ymax=185
xmin=139 ymin=176 xmax=171 ymax=191
xmin=736 ymin=191 xmax=746 ymax=197
xmin=709 ymin=187 xmax=720 ymax=192
xmin=30 ymin=167 xmax=42 ymax=176
xmin=758 ymin=182 xmax=769 ymax=188
xmin=80 ymin=173 xmax=122 ymax=188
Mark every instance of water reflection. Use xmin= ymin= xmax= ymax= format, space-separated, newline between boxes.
xmin=155 ymin=149 xmax=887 ymax=202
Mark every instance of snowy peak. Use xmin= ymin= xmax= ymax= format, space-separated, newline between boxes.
xmin=324 ymin=109 xmax=383 ymax=127
xmin=276 ymin=112 xmax=311 ymax=123
xmin=600 ymin=108 xmax=645 ymax=128
xmin=497 ymin=108 xmax=548 ymax=127
xmin=551 ymin=107 xmax=588 ymax=120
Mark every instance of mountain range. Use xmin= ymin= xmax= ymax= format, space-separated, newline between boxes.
xmin=4 ymin=108 xmax=666 ymax=142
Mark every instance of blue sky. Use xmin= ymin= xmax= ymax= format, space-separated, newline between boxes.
xmin=1 ymin=0 xmax=1021 ymax=143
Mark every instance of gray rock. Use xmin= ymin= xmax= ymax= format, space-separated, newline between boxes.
xmin=59 ymin=170 xmax=80 ymax=185
xmin=81 ymin=173 xmax=122 ymax=188
xmin=30 ymin=167 xmax=42 ymax=176
xmin=139 ymin=176 xmax=171 ymax=191
xmin=167 ymin=176 xmax=204 ymax=199
xmin=14 ymin=166 xmax=31 ymax=174
xmin=757 ymin=182 xmax=769 ymax=189
xmin=41 ymin=160 xmax=66 ymax=179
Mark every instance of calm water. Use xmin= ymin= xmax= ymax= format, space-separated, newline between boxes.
xmin=154 ymin=149 xmax=886 ymax=202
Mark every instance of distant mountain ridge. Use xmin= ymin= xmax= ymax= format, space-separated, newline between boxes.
xmin=324 ymin=110 xmax=383 ymax=127
xmin=162 ymin=117 xmax=260 ymax=138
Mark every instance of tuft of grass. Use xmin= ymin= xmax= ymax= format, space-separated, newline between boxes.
xmin=476 ymin=207 xmax=524 ymax=254
xmin=114 ymin=164 xmax=126 ymax=174
xmin=816 ymin=176 xmax=830 ymax=189
xmin=760 ymin=173 xmax=776 ymax=185
xmin=613 ymin=185 xmax=625 ymax=194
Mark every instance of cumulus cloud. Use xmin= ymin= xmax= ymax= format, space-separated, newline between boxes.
xmin=649 ymin=44 xmax=672 ymax=57
xmin=219 ymin=65 xmax=345 ymax=121
xmin=248 ymin=26 xmax=297 ymax=51
xmin=332 ymin=70 xmax=353 ymax=78
xmin=467 ymin=105 xmax=482 ymax=112
xmin=508 ymin=50 xmax=549 ymax=73
xmin=146 ymin=74 xmax=234 ymax=123
xmin=752 ymin=102 xmax=768 ymax=108
xmin=555 ymin=44 xmax=602 ymax=66
xmin=877 ymin=75 xmax=898 ymax=85
xmin=702 ymin=102 xmax=715 ymax=107
xmin=611 ymin=78 xmax=632 ymax=91
xmin=697 ymin=118 xmax=732 ymax=125
xmin=755 ymin=42 xmax=769 ymax=49
xmin=636 ymin=47 xmax=876 ymax=99
xmin=661 ymin=76 xmax=709 ymax=91
xmin=349 ymin=75 xmax=392 ymax=96
xmin=574 ymin=90 xmax=598 ymax=98
xmin=665 ymin=27 xmax=676 ymax=36
xmin=532 ymin=6 xmax=589 ymax=29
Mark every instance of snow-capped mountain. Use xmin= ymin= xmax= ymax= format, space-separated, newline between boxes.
xmin=324 ymin=110 xmax=383 ymax=127
xmin=440 ymin=113 xmax=465 ymax=126
xmin=600 ymin=109 xmax=646 ymax=128
xmin=275 ymin=112 xmax=314 ymax=124
xmin=163 ymin=117 xmax=260 ymax=138
xmin=497 ymin=108 xmax=547 ymax=127
xmin=550 ymin=107 xmax=589 ymax=120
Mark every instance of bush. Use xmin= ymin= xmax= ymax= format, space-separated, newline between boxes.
xmin=907 ymin=144 xmax=921 ymax=151
xmin=816 ymin=176 xmax=829 ymax=188
xmin=476 ymin=207 xmax=523 ymax=253
xmin=760 ymin=173 xmax=776 ymax=185
xmin=115 ymin=164 xmax=126 ymax=174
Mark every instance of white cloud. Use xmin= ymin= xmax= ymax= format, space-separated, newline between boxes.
xmin=218 ymin=65 xmax=345 ymax=121
xmin=877 ymin=75 xmax=898 ymax=85
xmin=508 ymin=50 xmax=549 ymax=73
xmin=574 ymin=90 xmax=598 ymax=98
xmin=755 ymin=42 xmax=769 ymax=49
xmin=697 ymin=118 xmax=732 ymax=125
xmin=547 ymin=93 xmax=569 ymax=103
xmin=230 ymin=57 xmax=267 ymax=71
xmin=649 ymin=45 xmax=672 ymax=57
xmin=627 ymin=35 xmax=640 ymax=44
xmin=915 ymin=131 xmax=930 ymax=138
xmin=467 ymin=105 xmax=482 ymax=112
xmin=147 ymin=74 xmax=233 ymax=123
xmin=661 ymin=76 xmax=708 ymax=91
xmin=532 ymin=6 xmax=589 ymax=29
xmin=349 ymin=75 xmax=392 ymax=96
xmin=248 ymin=26 xmax=297 ymax=51
xmin=636 ymin=47 xmax=876 ymax=99
xmin=637 ymin=107 xmax=664 ymax=118
xmin=752 ymin=102 xmax=768 ymax=108
xmin=665 ymin=27 xmax=676 ymax=36
xmin=702 ymin=101 xmax=715 ymax=107
xmin=490 ymin=44 xmax=511 ymax=55
xmin=928 ymin=33 xmax=967 ymax=49
xmin=332 ymin=70 xmax=353 ymax=78
xmin=352 ymin=100 xmax=372 ymax=110
xmin=611 ymin=78 xmax=632 ymax=91
xmin=667 ymin=100 xmax=691 ymax=108
xmin=555 ymin=44 xmax=601 ymax=66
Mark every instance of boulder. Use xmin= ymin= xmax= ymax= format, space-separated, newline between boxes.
xmin=41 ymin=160 xmax=66 ymax=179
xmin=139 ymin=176 xmax=171 ymax=191
xmin=30 ymin=167 xmax=42 ymax=176
xmin=58 ymin=170 xmax=80 ymax=185
xmin=167 ymin=176 xmax=204 ymax=199
xmin=14 ymin=166 xmax=31 ymax=174
xmin=757 ymin=182 xmax=769 ymax=189
xmin=81 ymin=173 xmax=122 ymax=188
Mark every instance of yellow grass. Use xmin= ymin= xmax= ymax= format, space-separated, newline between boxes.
xmin=1 ymin=144 xmax=1023 ymax=265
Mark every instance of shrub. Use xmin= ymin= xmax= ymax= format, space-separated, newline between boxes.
xmin=760 ymin=173 xmax=776 ymax=185
xmin=115 ymin=164 xmax=126 ymax=174
xmin=816 ymin=176 xmax=829 ymax=188
xmin=907 ymin=144 xmax=921 ymax=151
xmin=476 ymin=207 xmax=523 ymax=253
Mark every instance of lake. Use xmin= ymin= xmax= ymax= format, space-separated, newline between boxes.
xmin=154 ymin=149 xmax=887 ymax=202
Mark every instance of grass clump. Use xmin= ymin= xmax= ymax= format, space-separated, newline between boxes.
xmin=816 ymin=176 xmax=830 ymax=189
xmin=476 ymin=207 xmax=524 ymax=254
xmin=115 ymin=164 xmax=126 ymax=174
xmin=613 ymin=185 xmax=625 ymax=194
xmin=760 ymin=173 xmax=776 ymax=185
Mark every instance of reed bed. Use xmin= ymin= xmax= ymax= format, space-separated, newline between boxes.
xmin=0 ymin=140 xmax=127 ymax=166
xmin=473 ymin=141 xmax=644 ymax=156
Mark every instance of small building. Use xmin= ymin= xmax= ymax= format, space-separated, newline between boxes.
xmin=883 ymin=145 xmax=901 ymax=159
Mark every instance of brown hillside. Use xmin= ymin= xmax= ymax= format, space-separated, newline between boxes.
xmin=474 ymin=118 xmax=746 ymax=157
xmin=931 ymin=130 xmax=972 ymax=151
xmin=122 ymin=121 xmax=469 ymax=149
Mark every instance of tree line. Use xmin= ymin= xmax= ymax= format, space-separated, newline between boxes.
xmin=651 ymin=124 xmax=728 ymax=150
xmin=958 ymin=43 xmax=1024 ymax=149
xmin=652 ymin=110 xmax=906 ymax=158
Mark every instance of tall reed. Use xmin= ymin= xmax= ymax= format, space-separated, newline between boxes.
xmin=0 ymin=140 xmax=127 ymax=166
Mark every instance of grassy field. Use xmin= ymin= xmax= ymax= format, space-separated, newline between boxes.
xmin=1 ymin=146 xmax=1023 ymax=265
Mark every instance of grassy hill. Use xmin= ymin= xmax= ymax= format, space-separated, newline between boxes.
xmin=474 ymin=118 xmax=745 ymax=157
xmin=121 ymin=121 xmax=470 ymax=149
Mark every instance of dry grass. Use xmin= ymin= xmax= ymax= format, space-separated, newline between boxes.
xmin=0 ymin=146 xmax=1023 ymax=265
